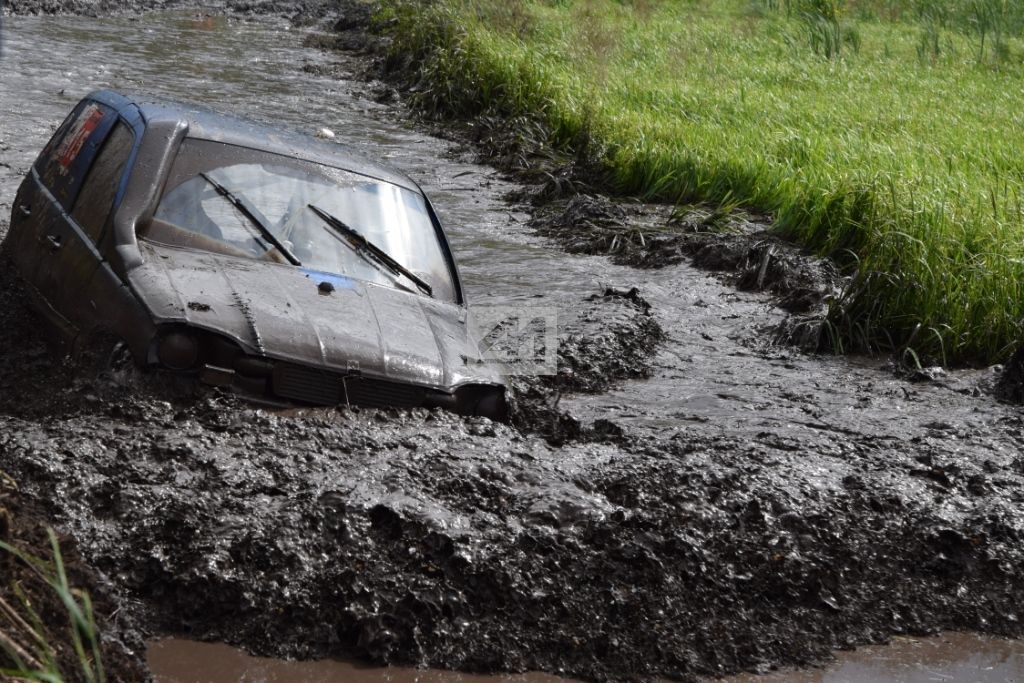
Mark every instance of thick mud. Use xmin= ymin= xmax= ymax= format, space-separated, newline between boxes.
xmin=2 ymin=7 xmax=1024 ymax=683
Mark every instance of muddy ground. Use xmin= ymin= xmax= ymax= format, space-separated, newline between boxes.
xmin=3 ymin=3 xmax=1024 ymax=683
xmin=4 ymin=242 xmax=1024 ymax=682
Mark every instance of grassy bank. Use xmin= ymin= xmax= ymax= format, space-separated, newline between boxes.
xmin=0 ymin=529 xmax=105 ymax=682
xmin=377 ymin=0 xmax=1024 ymax=364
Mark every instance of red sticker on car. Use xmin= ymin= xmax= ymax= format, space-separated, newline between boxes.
xmin=54 ymin=105 xmax=105 ymax=174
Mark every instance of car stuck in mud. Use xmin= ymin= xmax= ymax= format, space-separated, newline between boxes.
xmin=3 ymin=90 xmax=507 ymax=419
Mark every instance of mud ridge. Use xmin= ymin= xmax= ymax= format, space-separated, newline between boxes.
xmin=529 ymin=195 xmax=844 ymax=316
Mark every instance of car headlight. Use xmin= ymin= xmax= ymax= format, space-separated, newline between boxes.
xmin=156 ymin=330 xmax=200 ymax=370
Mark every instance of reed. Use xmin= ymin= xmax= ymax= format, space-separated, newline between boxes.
xmin=0 ymin=529 xmax=105 ymax=683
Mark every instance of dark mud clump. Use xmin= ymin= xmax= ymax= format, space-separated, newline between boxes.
xmin=508 ymin=286 xmax=663 ymax=444
xmin=301 ymin=0 xmax=375 ymax=49
xmin=555 ymin=286 xmax=663 ymax=394
xmin=995 ymin=346 xmax=1024 ymax=403
xmin=3 ymin=0 xmax=175 ymax=14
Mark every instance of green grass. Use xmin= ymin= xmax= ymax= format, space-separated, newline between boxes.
xmin=378 ymin=0 xmax=1024 ymax=364
xmin=0 ymin=529 xmax=105 ymax=683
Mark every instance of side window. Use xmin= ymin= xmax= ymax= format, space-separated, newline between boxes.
xmin=34 ymin=101 xmax=117 ymax=210
xmin=71 ymin=122 xmax=135 ymax=243
xmin=34 ymin=104 xmax=85 ymax=181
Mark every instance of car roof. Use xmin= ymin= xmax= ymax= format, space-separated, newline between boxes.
xmin=87 ymin=89 xmax=422 ymax=193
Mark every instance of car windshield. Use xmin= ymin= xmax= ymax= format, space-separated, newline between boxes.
xmin=143 ymin=139 xmax=457 ymax=301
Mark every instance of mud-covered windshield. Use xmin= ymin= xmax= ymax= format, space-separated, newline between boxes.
xmin=143 ymin=139 xmax=457 ymax=301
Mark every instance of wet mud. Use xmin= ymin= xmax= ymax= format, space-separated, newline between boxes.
xmin=4 ymin=292 xmax=1024 ymax=682
xmin=2 ymin=7 xmax=1024 ymax=683
xmin=524 ymin=195 xmax=852 ymax=354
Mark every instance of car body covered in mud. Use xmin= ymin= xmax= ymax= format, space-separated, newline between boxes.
xmin=4 ymin=90 xmax=507 ymax=419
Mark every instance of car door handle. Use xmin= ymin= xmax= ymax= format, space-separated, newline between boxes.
xmin=17 ymin=204 xmax=31 ymax=217
xmin=46 ymin=234 xmax=63 ymax=250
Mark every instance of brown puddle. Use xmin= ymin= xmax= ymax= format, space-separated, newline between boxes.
xmin=147 ymin=639 xmax=571 ymax=683
xmin=149 ymin=634 xmax=1024 ymax=683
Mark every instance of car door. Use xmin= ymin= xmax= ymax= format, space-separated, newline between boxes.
xmin=28 ymin=100 xmax=122 ymax=334
xmin=5 ymin=102 xmax=88 ymax=288
xmin=57 ymin=121 xmax=137 ymax=336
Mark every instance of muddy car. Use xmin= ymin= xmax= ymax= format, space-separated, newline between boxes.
xmin=4 ymin=90 xmax=507 ymax=419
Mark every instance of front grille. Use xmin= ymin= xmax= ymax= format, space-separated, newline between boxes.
xmin=342 ymin=376 xmax=426 ymax=409
xmin=271 ymin=363 xmax=425 ymax=409
xmin=272 ymin=363 xmax=341 ymax=405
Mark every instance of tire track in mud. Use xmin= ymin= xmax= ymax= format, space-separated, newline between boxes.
xmin=2 ymin=7 xmax=1024 ymax=683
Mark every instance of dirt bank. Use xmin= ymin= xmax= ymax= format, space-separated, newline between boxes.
xmin=528 ymin=195 xmax=843 ymax=315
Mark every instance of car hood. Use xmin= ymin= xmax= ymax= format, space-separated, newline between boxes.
xmin=129 ymin=241 xmax=501 ymax=391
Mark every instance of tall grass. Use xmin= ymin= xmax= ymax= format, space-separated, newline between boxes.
xmin=0 ymin=529 xmax=105 ymax=683
xmin=378 ymin=0 xmax=1024 ymax=364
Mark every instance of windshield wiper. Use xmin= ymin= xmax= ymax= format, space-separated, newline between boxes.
xmin=200 ymin=172 xmax=301 ymax=266
xmin=308 ymin=204 xmax=433 ymax=297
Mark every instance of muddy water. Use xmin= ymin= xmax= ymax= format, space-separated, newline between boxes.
xmin=151 ymin=634 xmax=1024 ymax=682
xmin=3 ymin=9 xmax=1024 ymax=683
xmin=148 ymin=638 xmax=570 ymax=682
xmin=149 ymin=633 xmax=1024 ymax=682
xmin=728 ymin=632 xmax=1024 ymax=682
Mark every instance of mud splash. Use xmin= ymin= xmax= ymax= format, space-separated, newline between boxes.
xmin=2 ymin=8 xmax=1024 ymax=683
